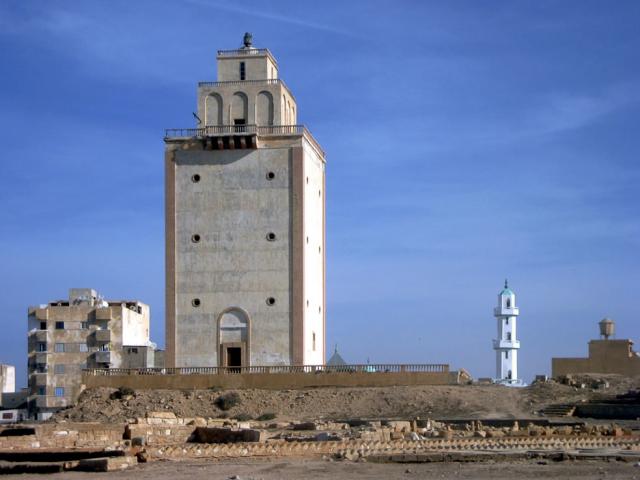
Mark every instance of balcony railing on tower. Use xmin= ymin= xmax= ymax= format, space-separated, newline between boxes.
xmin=164 ymin=124 xmax=325 ymax=157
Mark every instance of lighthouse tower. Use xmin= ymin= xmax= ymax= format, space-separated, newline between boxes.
xmin=492 ymin=280 xmax=522 ymax=385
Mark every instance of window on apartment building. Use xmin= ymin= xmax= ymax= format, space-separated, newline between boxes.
xmin=129 ymin=348 xmax=138 ymax=354
xmin=99 ymin=344 xmax=110 ymax=352
xmin=2 ymin=413 xmax=12 ymax=420
xmin=54 ymin=343 xmax=65 ymax=353
xmin=40 ymin=322 xmax=47 ymax=330
xmin=240 ymin=61 xmax=246 ymax=80
xmin=55 ymin=321 xmax=64 ymax=330
xmin=37 ymin=387 xmax=46 ymax=396
xmin=79 ymin=344 xmax=88 ymax=353
xmin=54 ymin=364 xmax=65 ymax=374
xmin=81 ymin=322 xmax=88 ymax=329
xmin=37 ymin=343 xmax=47 ymax=352
xmin=54 ymin=387 xmax=65 ymax=397
xmin=35 ymin=364 xmax=47 ymax=373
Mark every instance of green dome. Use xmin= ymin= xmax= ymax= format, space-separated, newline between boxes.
xmin=500 ymin=279 xmax=514 ymax=296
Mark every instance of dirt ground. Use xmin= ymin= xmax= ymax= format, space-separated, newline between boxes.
xmin=8 ymin=458 xmax=640 ymax=480
xmin=54 ymin=374 xmax=640 ymax=423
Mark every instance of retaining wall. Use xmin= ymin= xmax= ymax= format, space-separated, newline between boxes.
xmin=82 ymin=371 xmax=456 ymax=390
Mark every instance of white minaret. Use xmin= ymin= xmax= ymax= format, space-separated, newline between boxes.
xmin=492 ymin=280 xmax=521 ymax=385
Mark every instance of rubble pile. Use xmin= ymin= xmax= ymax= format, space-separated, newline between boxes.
xmin=51 ymin=374 xmax=640 ymax=424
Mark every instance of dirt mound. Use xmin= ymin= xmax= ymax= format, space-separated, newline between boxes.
xmin=52 ymin=374 xmax=640 ymax=424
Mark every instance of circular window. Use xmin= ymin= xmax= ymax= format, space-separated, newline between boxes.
xmin=266 ymin=171 xmax=275 ymax=180
xmin=266 ymin=297 xmax=276 ymax=306
xmin=192 ymin=298 xmax=201 ymax=307
xmin=191 ymin=234 xmax=201 ymax=243
xmin=266 ymin=232 xmax=276 ymax=241
xmin=191 ymin=174 xmax=201 ymax=183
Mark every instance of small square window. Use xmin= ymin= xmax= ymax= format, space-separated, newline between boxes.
xmin=54 ymin=364 xmax=65 ymax=374
xmin=81 ymin=322 xmax=88 ymax=329
xmin=37 ymin=387 xmax=46 ymax=396
xmin=55 ymin=321 xmax=64 ymax=330
xmin=54 ymin=343 xmax=65 ymax=353
xmin=40 ymin=322 xmax=47 ymax=330
xmin=55 ymin=387 xmax=64 ymax=397
xmin=37 ymin=343 xmax=47 ymax=352
xmin=79 ymin=344 xmax=88 ymax=353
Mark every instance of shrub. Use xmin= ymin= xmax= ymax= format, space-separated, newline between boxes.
xmin=215 ymin=392 xmax=240 ymax=411
xmin=232 ymin=413 xmax=253 ymax=421
xmin=256 ymin=412 xmax=276 ymax=421
xmin=110 ymin=386 xmax=135 ymax=400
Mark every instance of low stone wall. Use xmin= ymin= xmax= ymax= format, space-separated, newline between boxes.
xmin=83 ymin=371 xmax=456 ymax=390
xmin=0 ymin=423 xmax=125 ymax=450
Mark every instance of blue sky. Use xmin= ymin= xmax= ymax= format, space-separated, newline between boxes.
xmin=1 ymin=1 xmax=639 ymax=387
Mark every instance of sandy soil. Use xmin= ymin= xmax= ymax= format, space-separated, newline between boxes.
xmin=7 ymin=458 xmax=640 ymax=480
xmin=54 ymin=374 xmax=640 ymax=423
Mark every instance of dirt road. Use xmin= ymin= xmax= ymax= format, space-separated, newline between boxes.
xmin=8 ymin=458 xmax=640 ymax=480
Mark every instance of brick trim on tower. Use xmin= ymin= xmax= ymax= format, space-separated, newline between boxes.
xmin=291 ymin=146 xmax=305 ymax=364
xmin=164 ymin=148 xmax=177 ymax=368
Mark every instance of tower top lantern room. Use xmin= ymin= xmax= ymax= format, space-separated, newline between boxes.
xmin=196 ymin=33 xmax=297 ymax=129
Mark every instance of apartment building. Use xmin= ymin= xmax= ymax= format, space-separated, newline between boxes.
xmin=27 ymin=288 xmax=153 ymax=419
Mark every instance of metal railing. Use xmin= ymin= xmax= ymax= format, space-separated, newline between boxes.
xmin=83 ymin=364 xmax=449 ymax=376
xmin=217 ymin=48 xmax=270 ymax=57
xmin=164 ymin=124 xmax=325 ymax=157
xmin=198 ymin=78 xmax=283 ymax=88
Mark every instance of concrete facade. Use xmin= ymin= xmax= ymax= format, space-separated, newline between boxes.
xmin=552 ymin=321 xmax=640 ymax=377
xmin=27 ymin=289 xmax=153 ymax=418
xmin=165 ymin=35 xmax=325 ymax=368
xmin=0 ymin=365 xmax=15 ymax=396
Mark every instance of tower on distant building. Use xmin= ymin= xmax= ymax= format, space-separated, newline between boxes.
xmin=492 ymin=280 xmax=522 ymax=385
xmin=164 ymin=34 xmax=326 ymax=368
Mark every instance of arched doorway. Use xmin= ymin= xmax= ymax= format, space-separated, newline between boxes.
xmin=216 ymin=307 xmax=250 ymax=369
xmin=256 ymin=91 xmax=274 ymax=126
xmin=205 ymin=93 xmax=223 ymax=126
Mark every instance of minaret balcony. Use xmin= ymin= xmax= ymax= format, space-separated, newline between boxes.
xmin=494 ymin=307 xmax=519 ymax=316
xmin=164 ymin=124 xmax=324 ymax=158
xmin=199 ymin=78 xmax=287 ymax=90
xmin=493 ymin=339 xmax=520 ymax=349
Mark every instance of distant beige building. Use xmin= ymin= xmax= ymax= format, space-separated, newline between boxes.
xmin=27 ymin=288 xmax=153 ymax=419
xmin=165 ymin=33 xmax=326 ymax=368
xmin=552 ymin=318 xmax=640 ymax=377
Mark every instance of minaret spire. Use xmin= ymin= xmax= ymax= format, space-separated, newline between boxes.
xmin=492 ymin=281 xmax=523 ymax=386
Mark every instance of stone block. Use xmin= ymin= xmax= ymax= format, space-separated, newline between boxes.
xmin=387 ymin=421 xmax=411 ymax=433
xmin=147 ymin=411 xmax=177 ymax=420
xmin=292 ymin=422 xmax=317 ymax=431
xmin=74 ymin=457 xmax=137 ymax=472
xmin=193 ymin=427 xmax=266 ymax=444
